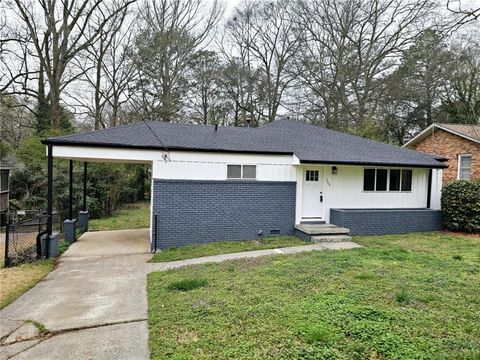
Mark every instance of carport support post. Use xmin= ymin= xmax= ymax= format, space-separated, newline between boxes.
xmin=83 ymin=162 xmax=87 ymax=211
xmin=78 ymin=162 xmax=89 ymax=232
xmin=69 ymin=160 xmax=73 ymax=220
xmin=47 ymin=145 xmax=53 ymax=238
xmin=46 ymin=145 xmax=58 ymax=258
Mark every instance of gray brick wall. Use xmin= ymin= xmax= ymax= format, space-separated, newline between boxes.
xmin=330 ymin=208 xmax=442 ymax=235
xmin=152 ymin=180 xmax=296 ymax=249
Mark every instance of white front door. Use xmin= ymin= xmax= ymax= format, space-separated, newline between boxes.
xmin=302 ymin=168 xmax=324 ymax=219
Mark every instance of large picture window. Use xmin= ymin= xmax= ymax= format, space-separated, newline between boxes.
xmin=363 ymin=168 xmax=412 ymax=192
xmin=227 ymin=164 xmax=257 ymax=179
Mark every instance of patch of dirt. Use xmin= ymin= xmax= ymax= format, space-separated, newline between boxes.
xmin=442 ymin=230 xmax=480 ymax=238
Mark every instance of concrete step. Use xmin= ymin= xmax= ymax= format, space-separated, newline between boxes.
xmin=311 ymin=235 xmax=353 ymax=243
xmin=295 ymin=224 xmax=351 ymax=235
xmin=300 ymin=219 xmax=326 ymax=225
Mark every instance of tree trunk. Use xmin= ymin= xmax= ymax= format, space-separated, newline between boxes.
xmin=50 ymin=86 xmax=61 ymax=129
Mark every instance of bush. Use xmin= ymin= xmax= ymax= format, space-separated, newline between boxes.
xmin=441 ymin=180 xmax=480 ymax=233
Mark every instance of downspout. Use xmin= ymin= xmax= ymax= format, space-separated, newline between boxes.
xmin=151 ymin=214 xmax=158 ymax=253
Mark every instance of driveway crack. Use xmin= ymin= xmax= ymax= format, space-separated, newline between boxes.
xmin=1 ymin=318 xmax=148 ymax=350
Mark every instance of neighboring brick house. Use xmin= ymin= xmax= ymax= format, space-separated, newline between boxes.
xmin=404 ymin=123 xmax=480 ymax=185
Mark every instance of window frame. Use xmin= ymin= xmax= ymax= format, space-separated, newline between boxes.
xmin=457 ymin=154 xmax=472 ymax=180
xmin=363 ymin=168 xmax=413 ymax=193
xmin=226 ymin=164 xmax=257 ymax=180
xmin=305 ymin=170 xmax=319 ymax=182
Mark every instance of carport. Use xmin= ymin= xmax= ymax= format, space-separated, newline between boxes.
xmin=40 ymin=140 xmax=166 ymax=257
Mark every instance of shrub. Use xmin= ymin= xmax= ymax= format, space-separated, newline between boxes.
xmin=167 ymin=278 xmax=208 ymax=291
xmin=441 ymin=180 xmax=480 ymax=233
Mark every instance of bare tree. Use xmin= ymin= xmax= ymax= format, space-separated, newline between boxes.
xmin=8 ymin=0 xmax=136 ymax=129
xmin=130 ymin=0 xmax=223 ymax=122
xmin=185 ymin=50 xmax=230 ymax=125
xmin=294 ymin=0 xmax=437 ymax=131
xmin=71 ymin=7 xmax=137 ymax=129
xmin=0 ymin=9 xmax=40 ymax=104
xmin=447 ymin=0 xmax=480 ymax=27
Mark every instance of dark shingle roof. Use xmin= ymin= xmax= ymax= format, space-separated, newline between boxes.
xmin=42 ymin=118 xmax=446 ymax=168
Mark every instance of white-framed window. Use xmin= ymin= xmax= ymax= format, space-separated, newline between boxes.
xmin=227 ymin=164 xmax=257 ymax=179
xmin=458 ymin=154 xmax=472 ymax=180
xmin=363 ymin=168 xmax=412 ymax=192
xmin=305 ymin=170 xmax=319 ymax=181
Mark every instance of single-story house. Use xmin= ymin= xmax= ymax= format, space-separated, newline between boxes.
xmin=42 ymin=118 xmax=447 ymax=249
xmin=404 ymin=123 xmax=480 ymax=185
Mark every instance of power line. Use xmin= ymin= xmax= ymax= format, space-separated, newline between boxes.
xmin=142 ymin=120 xmax=171 ymax=162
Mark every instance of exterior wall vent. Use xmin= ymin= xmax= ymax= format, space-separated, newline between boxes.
xmin=270 ymin=229 xmax=280 ymax=235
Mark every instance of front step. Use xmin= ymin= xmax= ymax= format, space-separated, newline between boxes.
xmin=311 ymin=235 xmax=352 ymax=243
xmin=295 ymin=224 xmax=351 ymax=242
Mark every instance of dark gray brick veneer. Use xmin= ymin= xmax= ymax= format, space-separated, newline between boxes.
xmin=330 ymin=208 xmax=442 ymax=235
xmin=152 ymin=180 xmax=296 ymax=249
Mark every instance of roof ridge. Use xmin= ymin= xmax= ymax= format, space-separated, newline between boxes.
xmin=147 ymin=120 xmax=266 ymax=132
xmin=44 ymin=121 xmax=145 ymax=141
xmin=270 ymin=119 xmax=436 ymax=155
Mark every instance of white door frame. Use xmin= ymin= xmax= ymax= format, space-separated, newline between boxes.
xmin=301 ymin=166 xmax=324 ymax=221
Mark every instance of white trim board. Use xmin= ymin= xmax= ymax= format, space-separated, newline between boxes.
xmin=404 ymin=123 xmax=480 ymax=148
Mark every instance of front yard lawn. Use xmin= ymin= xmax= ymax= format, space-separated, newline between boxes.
xmin=151 ymin=236 xmax=309 ymax=262
xmin=148 ymin=232 xmax=480 ymax=359
xmin=0 ymin=259 xmax=54 ymax=309
xmin=89 ymin=201 xmax=150 ymax=231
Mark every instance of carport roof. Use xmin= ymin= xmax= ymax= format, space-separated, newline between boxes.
xmin=42 ymin=118 xmax=447 ymax=168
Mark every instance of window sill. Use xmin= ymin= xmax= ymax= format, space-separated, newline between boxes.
xmin=362 ymin=191 xmax=412 ymax=193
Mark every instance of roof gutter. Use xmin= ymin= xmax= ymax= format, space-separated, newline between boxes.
xmin=299 ymin=159 xmax=448 ymax=169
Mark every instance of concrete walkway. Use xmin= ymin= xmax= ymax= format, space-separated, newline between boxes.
xmin=0 ymin=229 xmax=152 ymax=360
xmin=0 ymin=230 xmax=360 ymax=360
xmin=147 ymin=241 xmax=361 ymax=272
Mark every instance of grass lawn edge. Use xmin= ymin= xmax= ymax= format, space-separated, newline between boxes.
xmin=150 ymin=236 xmax=309 ymax=263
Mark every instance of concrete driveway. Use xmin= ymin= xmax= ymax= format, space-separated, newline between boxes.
xmin=0 ymin=229 xmax=152 ymax=360
xmin=1 ymin=228 xmax=360 ymax=360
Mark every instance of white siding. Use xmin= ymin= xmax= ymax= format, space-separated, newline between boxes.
xmin=51 ymin=146 xmax=296 ymax=181
xmin=430 ymin=169 xmax=442 ymax=210
xmin=297 ymin=165 xmax=430 ymax=223
xmin=152 ymin=152 xmax=295 ymax=181
xmin=51 ymin=145 xmax=439 ymax=226
xmin=51 ymin=146 xmax=158 ymax=163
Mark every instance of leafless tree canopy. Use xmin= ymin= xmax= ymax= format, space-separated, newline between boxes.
xmin=1 ymin=0 xmax=479 ymax=143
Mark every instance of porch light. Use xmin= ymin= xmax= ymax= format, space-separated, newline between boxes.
xmin=332 ymin=166 xmax=338 ymax=174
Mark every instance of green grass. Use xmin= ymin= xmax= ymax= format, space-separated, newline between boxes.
xmin=0 ymin=259 xmax=54 ymax=309
xmin=148 ymin=232 xmax=480 ymax=359
xmin=167 ymin=278 xmax=209 ymax=292
xmin=25 ymin=319 xmax=49 ymax=335
xmin=89 ymin=201 xmax=150 ymax=231
xmin=151 ymin=236 xmax=309 ymax=262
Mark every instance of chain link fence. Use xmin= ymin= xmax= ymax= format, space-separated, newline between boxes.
xmin=2 ymin=211 xmax=65 ymax=267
